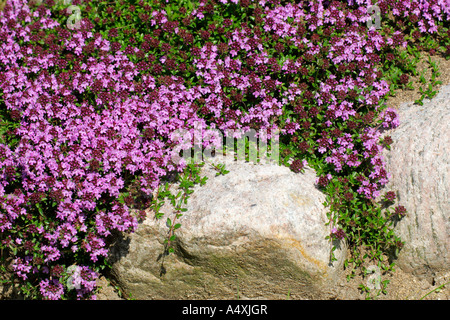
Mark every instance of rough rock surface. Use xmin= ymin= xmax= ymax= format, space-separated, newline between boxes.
xmin=382 ymin=85 xmax=450 ymax=281
xmin=109 ymin=155 xmax=347 ymax=299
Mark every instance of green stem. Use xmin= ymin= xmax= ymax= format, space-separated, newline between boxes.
xmin=420 ymin=281 xmax=449 ymax=300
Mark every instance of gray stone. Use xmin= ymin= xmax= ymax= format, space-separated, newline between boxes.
xmin=109 ymin=155 xmax=346 ymax=299
xmin=382 ymin=85 xmax=450 ymax=280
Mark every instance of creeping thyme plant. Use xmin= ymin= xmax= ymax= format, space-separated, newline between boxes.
xmin=0 ymin=0 xmax=449 ymax=299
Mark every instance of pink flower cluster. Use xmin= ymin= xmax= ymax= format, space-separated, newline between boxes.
xmin=376 ymin=0 xmax=449 ymax=33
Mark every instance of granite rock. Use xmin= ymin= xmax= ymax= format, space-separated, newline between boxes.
xmin=109 ymin=155 xmax=347 ymax=299
xmin=382 ymin=85 xmax=450 ymax=280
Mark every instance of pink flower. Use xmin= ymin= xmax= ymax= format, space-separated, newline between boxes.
xmin=39 ymin=279 xmax=64 ymax=300
xmin=380 ymin=108 xmax=400 ymax=129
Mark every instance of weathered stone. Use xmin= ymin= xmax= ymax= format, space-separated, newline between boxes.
xmin=95 ymin=276 xmax=123 ymax=300
xmin=382 ymin=85 xmax=450 ymax=280
xmin=109 ymin=155 xmax=346 ymax=299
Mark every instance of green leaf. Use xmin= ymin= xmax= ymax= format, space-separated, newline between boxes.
xmin=36 ymin=203 xmax=44 ymax=216
xmin=166 ymin=218 xmax=172 ymax=227
xmin=186 ymin=0 xmax=194 ymax=11
xmin=165 ymin=6 xmax=172 ymax=18
xmin=173 ymin=223 xmax=181 ymax=230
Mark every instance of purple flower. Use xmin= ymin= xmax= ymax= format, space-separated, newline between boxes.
xmin=394 ymin=205 xmax=407 ymax=217
xmin=331 ymin=227 xmax=346 ymax=240
xmin=384 ymin=191 xmax=396 ymax=202
xmin=380 ymin=108 xmax=400 ymax=129
xmin=12 ymin=257 xmax=33 ymax=280
xmin=290 ymin=158 xmax=307 ymax=173
xmin=41 ymin=245 xmax=61 ymax=263
xmin=39 ymin=278 xmax=64 ymax=300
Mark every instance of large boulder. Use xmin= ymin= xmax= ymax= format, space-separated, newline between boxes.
xmin=109 ymin=155 xmax=347 ymax=299
xmin=382 ymin=85 xmax=449 ymax=280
